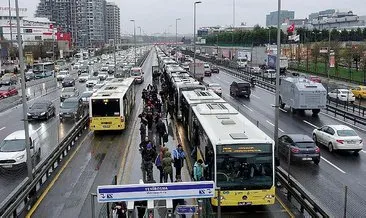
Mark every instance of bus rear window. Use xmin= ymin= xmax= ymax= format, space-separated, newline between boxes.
xmin=91 ymin=99 xmax=120 ymax=117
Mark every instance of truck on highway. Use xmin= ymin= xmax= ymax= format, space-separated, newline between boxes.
xmin=267 ymin=54 xmax=288 ymax=75
xmin=188 ymin=61 xmax=204 ymax=81
xmin=279 ymin=77 xmax=327 ymax=116
xmin=235 ymin=49 xmax=251 ymax=69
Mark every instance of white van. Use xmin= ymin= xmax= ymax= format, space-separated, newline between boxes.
xmin=0 ymin=130 xmax=41 ymax=169
xmin=130 ymin=67 xmax=144 ymax=84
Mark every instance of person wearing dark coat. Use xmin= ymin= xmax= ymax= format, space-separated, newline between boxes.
xmin=156 ymin=118 xmax=166 ymax=145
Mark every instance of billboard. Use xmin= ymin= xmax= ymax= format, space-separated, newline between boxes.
xmin=237 ymin=50 xmax=251 ymax=61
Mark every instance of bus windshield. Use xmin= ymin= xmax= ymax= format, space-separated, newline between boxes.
xmin=216 ymin=144 xmax=273 ymax=190
xmin=91 ymin=99 xmax=120 ymax=117
xmin=33 ymin=63 xmax=54 ymax=73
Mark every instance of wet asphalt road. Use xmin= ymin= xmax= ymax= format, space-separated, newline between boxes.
xmin=0 ymin=69 xmax=86 ymax=203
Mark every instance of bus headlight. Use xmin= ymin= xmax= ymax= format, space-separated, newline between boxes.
xmin=265 ymin=195 xmax=274 ymax=199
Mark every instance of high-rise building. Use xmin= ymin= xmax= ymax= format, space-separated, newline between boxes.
xmin=309 ymin=9 xmax=336 ymax=21
xmin=85 ymin=0 xmax=106 ymax=48
xmin=36 ymin=0 xmax=107 ymax=48
xmin=266 ymin=10 xmax=295 ymax=27
xmin=35 ymin=0 xmax=72 ymax=34
xmin=106 ymin=2 xmax=120 ymax=44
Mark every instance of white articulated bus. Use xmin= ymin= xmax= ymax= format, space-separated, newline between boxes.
xmin=187 ymin=102 xmax=276 ymax=207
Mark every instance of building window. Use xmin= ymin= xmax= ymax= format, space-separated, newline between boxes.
xmin=25 ymin=29 xmax=33 ymax=33
xmin=35 ymin=36 xmax=42 ymax=40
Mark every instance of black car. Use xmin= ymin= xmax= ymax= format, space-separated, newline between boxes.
xmin=278 ymin=134 xmax=320 ymax=165
xmin=230 ymin=81 xmax=251 ymax=98
xmin=59 ymin=97 xmax=84 ymax=121
xmin=27 ymin=100 xmax=56 ymax=120
xmin=25 ymin=71 xmax=35 ymax=82
xmin=211 ymin=66 xmax=219 ymax=73
xmin=78 ymin=66 xmax=88 ymax=76
xmin=62 ymin=76 xmax=76 ymax=87
xmin=60 ymin=87 xmax=79 ymax=102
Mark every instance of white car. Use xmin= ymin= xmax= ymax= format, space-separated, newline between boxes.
xmin=207 ymin=83 xmax=222 ymax=96
xmin=98 ymin=72 xmax=108 ymax=80
xmin=312 ymin=125 xmax=363 ymax=154
xmin=80 ymin=90 xmax=94 ymax=105
xmin=93 ymin=82 xmax=105 ymax=92
xmin=328 ymin=89 xmax=355 ymax=103
xmin=78 ymin=73 xmax=89 ymax=82
xmin=56 ymin=70 xmax=69 ymax=81
xmin=86 ymin=77 xmax=98 ymax=88
xmin=250 ymin=67 xmax=261 ymax=74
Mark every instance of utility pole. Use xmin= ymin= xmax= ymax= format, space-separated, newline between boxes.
xmin=274 ymin=0 xmax=281 ymax=164
xmin=175 ymin=18 xmax=181 ymax=62
xmin=15 ymin=0 xmax=33 ymax=181
xmin=8 ymin=0 xmax=13 ymax=47
xmin=193 ymin=1 xmax=202 ymax=78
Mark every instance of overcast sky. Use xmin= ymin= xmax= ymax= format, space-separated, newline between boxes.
xmin=16 ymin=0 xmax=366 ymax=36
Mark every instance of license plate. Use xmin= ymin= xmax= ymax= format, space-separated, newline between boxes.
xmin=238 ymin=202 xmax=252 ymax=206
xmin=2 ymin=164 xmax=12 ymax=168
xmin=302 ymin=158 xmax=312 ymax=161
xmin=103 ymin=125 xmax=110 ymax=128
xmin=33 ymin=116 xmax=38 ymax=118
xmin=348 ymin=141 xmax=355 ymax=144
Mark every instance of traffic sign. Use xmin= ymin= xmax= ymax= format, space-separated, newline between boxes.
xmin=97 ymin=181 xmax=214 ymax=203
xmin=176 ymin=205 xmax=197 ymax=214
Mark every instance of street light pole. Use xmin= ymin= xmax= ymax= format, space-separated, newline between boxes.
xmin=274 ymin=0 xmax=281 ymax=165
xmin=8 ymin=0 xmax=13 ymax=47
xmin=130 ymin=20 xmax=136 ymax=66
xmin=15 ymin=0 xmax=33 ymax=181
xmin=175 ymin=18 xmax=181 ymax=62
xmin=193 ymin=1 xmax=202 ymax=79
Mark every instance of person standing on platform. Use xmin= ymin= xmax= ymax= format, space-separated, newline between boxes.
xmin=156 ymin=118 xmax=166 ymax=145
xmin=193 ymin=159 xmax=207 ymax=181
xmin=162 ymin=151 xmax=174 ymax=183
xmin=172 ymin=144 xmax=186 ymax=179
xmin=155 ymin=146 xmax=168 ymax=183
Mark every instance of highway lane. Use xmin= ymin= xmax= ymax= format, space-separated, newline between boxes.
xmin=29 ymin=50 xmax=153 ymax=218
xmin=0 ymin=70 xmax=86 ymax=203
xmin=203 ymin=70 xmax=366 ymax=217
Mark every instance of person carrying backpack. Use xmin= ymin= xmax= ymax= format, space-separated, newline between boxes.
xmin=162 ymin=151 xmax=174 ymax=183
xmin=155 ymin=146 xmax=168 ymax=183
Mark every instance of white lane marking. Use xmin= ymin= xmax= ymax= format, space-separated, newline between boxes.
xmin=0 ymin=127 xmax=5 ymax=131
xmin=280 ymin=108 xmax=287 ymax=113
xmin=321 ymin=157 xmax=346 ymax=174
xmin=320 ymin=112 xmax=366 ymax=132
xmin=270 ymin=104 xmax=287 ymax=112
xmin=252 ymin=94 xmax=260 ymax=99
xmin=362 ymin=150 xmax=366 ymax=153
xmin=303 ymin=120 xmax=319 ymax=129
xmin=242 ymin=104 xmax=253 ymax=112
xmin=266 ymin=120 xmax=284 ymax=132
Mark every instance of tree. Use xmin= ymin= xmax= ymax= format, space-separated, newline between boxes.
xmin=330 ymin=29 xmax=340 ymax=41
xmin=341 ymin=47 xmax=354 ymax=79
xmin=353 ymin=44 xmax=365 ymax=71
xmin=340 ymin=29 xmax=349 ymax=41
xmin=355 ymin=28 xmax=363 ymax=41
xmin=331 ymin=41 xmax=341 ymax=76
xmin=312 ymin=42 xmax=320 ymax=72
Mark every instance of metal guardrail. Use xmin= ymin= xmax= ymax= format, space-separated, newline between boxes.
xmin=0 ymin=115 xmax=89 ymax=217
xmin=276 ymin=167 xmax=330 ymax=217
xmin=326 ymin=104 xmax=366 ymax=126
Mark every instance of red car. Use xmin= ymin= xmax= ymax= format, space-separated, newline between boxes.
xmin=309 ymin=75 xmax=322 ymax=83
xmin=0 ymin=86 xmax=18 ymax=99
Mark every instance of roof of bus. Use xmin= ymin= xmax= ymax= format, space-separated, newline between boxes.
xmin=192 ymin=103 xmax=273 ymax=149
xmin=182 ymin=90 xmax=226 ymax=105
xmin=33 ymin=62 xmax=54 ymax=65
xmin=92 ymin=78 xmax=134 ymax=99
